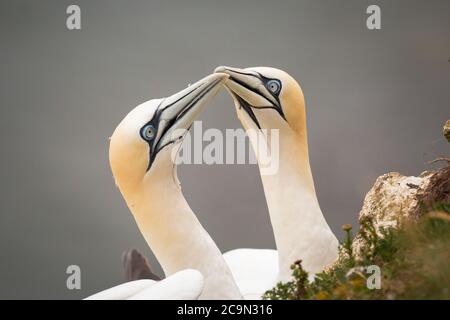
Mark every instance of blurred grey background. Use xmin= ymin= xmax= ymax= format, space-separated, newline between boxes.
xmin=0 ymin=0 xmax=449 ymax=299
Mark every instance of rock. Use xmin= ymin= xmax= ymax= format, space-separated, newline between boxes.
xmin=352 ymin=164 xmax=450 ymax=259
xmin=444 ymin=120 xmax=450 ymax=143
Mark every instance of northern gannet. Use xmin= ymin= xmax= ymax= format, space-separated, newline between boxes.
xmin=215 ymin=66 xmax=339 ymax=298
xmin=88 ymin=73 xmax=242 ymax=300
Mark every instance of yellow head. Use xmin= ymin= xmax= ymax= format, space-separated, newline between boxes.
xmin=214 ymin=66 xmax=307 ymax=138
xmin=109 ymin=73 xmax=229 ymax=193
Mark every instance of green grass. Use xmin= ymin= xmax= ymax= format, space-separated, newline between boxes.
xmin=263 ymin=203 xmax=450 ymax=300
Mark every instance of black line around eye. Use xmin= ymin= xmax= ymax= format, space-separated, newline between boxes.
xmin=140 ymin=125 xmax=155 ymax=141
xmin=255 ymin=73 xmax=282 ymax=96
xmin=266 ymin=80 xmax=282 ymax=95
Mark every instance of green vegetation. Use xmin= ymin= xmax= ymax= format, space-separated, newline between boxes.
xmin=263 ymin=203 xmax=450 ymax=300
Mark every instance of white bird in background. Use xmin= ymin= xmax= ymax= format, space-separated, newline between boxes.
xmin=86 ymin=73 xmax=242 ymax=300
xmin=86 ymin=270 xmax=204 ymax=300
xmin=215 ymin=66 xmax=339 ymax=299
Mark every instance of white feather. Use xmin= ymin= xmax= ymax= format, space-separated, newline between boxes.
xmin=85 ymin=269 xmax=204 ymax=300
xmin=224 ymin=249 xmax=278 ymax=299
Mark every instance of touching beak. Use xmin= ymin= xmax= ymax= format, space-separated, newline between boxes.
xmin=214 ymin=66 xmax=284 ymax=129
xmin=149 ymin=73 xmax=228 ymax=168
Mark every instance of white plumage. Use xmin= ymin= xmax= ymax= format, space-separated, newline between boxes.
xmin=87 ymin=73 xmax=242 ymax=300
xmin=85 ymin=270 xmax=204 ymax=300
xmin=224 ymin=249 xmax=278 ymax=299
xmin=215 ymin=66 xmax=339 ymax=298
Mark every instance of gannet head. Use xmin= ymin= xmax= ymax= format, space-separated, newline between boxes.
xmin=109 ymin=73 xmax=229 ymax=191
xmin=214 ymin=66 xmax=306 ymax=136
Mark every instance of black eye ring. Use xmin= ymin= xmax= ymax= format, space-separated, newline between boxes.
xmin=266 ymin=79 xmax=281 ymax=95
xmin=142 ymin=124 xmax=156 ymax=140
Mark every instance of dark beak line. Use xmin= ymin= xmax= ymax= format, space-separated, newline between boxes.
xmin=232 ymin=92 xmax=262 ymax=130
xmin=222 ymin=70 xmax=287 ymax=128
xmin=175 ymin=78 xmax=222 ymax=122
xmin=222 ymin=67 xmax=261 ymax=81
xmin=147 ymin=78 xmax=223 ymax=171
xmin=160 ymin=84 xmax=203 ymax=113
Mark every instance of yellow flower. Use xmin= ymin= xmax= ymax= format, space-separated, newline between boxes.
xmin=350 ymin=279 xmax=365 ymax=289
xmin=342 ymin=224 xmax=353 ymax=232
xmin=333 ymin=284 xmax=349 ymax=299
xmin=314 ymin=291 xmax=329 ymax=300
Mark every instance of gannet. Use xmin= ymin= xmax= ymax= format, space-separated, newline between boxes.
xmin=215 ymin=66 xmax=339 ymax=298
xmin=88 ymin=73 xmax=242 ymax=300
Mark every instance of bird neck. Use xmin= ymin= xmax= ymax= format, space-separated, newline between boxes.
xmin=118 ymin=157 xmax=242 ymax=299
xmin=247 ymin=113 xmax=338 ymax=281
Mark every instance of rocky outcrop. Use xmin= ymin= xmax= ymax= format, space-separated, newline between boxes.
xmin=352 ymin=120 xmax=450 ymax=259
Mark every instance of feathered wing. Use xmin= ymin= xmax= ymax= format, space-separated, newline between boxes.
xmin=85 ymin=269 xmax=204 ymax=300
xmin=84 ymin=279 xmax=157 ymax=300
xmin=127 ymin=269 xmax=204 ymax=300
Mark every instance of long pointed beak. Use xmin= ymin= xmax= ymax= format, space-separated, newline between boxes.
xmin=214 ymin=66 xmax=268 ymax=103
xmin=214 ymin=66 xmax=275 ymax=129
xmin=214 ymin=65 xmax=279 ymax=108
xmin=160 ymin=73 xmax=229 ymax=125
xmin=214 ymin=66 xmax=285 ymax=129
xmin=214 ymin=66 xmax=261 ymax=85
xmin=150 ymin=73 xmax=228 ymax=166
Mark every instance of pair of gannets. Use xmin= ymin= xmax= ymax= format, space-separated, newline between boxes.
xmin=86 ymin=66 xmax=338 ymax=300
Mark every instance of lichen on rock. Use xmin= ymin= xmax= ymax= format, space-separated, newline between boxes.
xmin=352 ymin=165 xmax=450 ymax=259
xmin=351 ymin=121 xmax=450 ymax=259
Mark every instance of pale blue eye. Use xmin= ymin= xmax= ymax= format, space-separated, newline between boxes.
xmin=266 ymin=80 xmax=281 ymax=94
xmin=143 ymin=125 xmax=156 ymax=140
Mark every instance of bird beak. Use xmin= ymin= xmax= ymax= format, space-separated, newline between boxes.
xmin=214 ymin=66 xmax=279 ymax=107
xmin=149 ymin=73 xmax=228 ymax=168
xmin=214 ymin=66 xmax=284 ymax=129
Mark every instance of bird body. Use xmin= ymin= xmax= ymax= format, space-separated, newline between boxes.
xmin=90 ymin=73 xmax=242 ymax=300
xmin=89 ymin=67 xmax=338 ymax=300
xmin=223 ymin=248 xmax=278 ymax=299
xmin=121 ymin=147 xmax=241 ymax=298
xmin=216 ymin=66 xmax=339 ymax=296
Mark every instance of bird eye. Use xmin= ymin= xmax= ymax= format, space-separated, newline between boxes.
xmin=142 ymin=125 xmax=156 ymax=140
xmin=266 ymin=80 xmax=281 ymax=94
